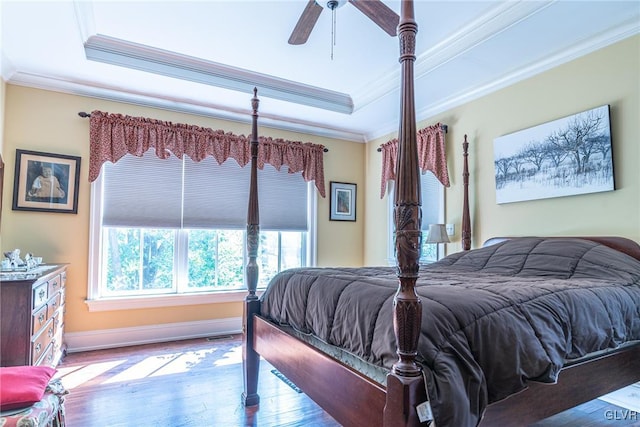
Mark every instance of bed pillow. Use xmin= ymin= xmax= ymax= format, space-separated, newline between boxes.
xmin=0 ymin=366 xmax=57 ymax=411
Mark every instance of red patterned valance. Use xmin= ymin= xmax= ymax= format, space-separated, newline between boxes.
xmin=88 ymin=111 xmax=326 ymax=197
xmin=379 ymin=123 xmax=450 ymax=198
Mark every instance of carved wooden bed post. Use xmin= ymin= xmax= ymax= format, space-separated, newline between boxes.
xmin=462 ymin=135 xmax=471 ymax=250
xmin=383 ymin=1 xmax=428 ymax=425
xmin=242 ymin=88 xmax=261 ymax=407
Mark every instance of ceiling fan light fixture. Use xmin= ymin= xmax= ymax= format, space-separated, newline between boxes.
xmin=323 ymin=0 xmax=346 ymax=11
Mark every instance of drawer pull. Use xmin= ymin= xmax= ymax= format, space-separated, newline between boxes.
xmin=48 ymin=327 xmax=54 ymax=338
xmin=52 ymin=301 xmax=58 ymax=308
xmin=39 ymin=289 xmax=46 ymax=299
xmin=36 ymin=343 xmax=42 ymax=354
xmin=39 ymin=313 xmax=46 ymax=324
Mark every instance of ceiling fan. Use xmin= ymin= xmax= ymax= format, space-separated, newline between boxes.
xmin=288 ymin=0 xmax=400 ymax=45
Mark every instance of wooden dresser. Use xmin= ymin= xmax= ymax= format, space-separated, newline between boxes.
xmin=0 ymin=264 xmax=67 ymax=367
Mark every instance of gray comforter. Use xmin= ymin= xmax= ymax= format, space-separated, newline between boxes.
xmin=260 ymin=238 xmax=640 ymax=426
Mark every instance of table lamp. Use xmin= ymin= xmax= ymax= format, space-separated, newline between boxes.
xmin=425 ymin=224 xmax=450 ymax=260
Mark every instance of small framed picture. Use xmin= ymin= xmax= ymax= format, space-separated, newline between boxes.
xmin=330 ymin=181 xmax=356 ymax=221
xmin=12 ymin=149 xmax=81 ymax=214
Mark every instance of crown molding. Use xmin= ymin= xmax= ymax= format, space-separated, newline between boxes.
xmin=5 ymin=71 xmax=365 ymax=142
xmin=365 ymin=18 xmax=640 ymax=142
xmin=73 ymin=0 xmax=95 ymax=42
xmin=84 ymin=34 xmax=354 ymax=115
xmin=413 ymin=17 xmax=640 ymax=124
xmin=352 ymin=1 xmax=555 ymax=110
xmin=0 ymin=53 xmax=15 ymax=81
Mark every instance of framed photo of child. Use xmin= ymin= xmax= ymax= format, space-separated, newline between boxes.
xmin=12 ymin=149 xmax=81 ymax=214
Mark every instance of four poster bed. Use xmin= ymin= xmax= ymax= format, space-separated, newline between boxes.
xmin=242 ymin=1 xmax=640 ymax=426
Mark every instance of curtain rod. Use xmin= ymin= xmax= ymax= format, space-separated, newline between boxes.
xmin=78 ymin=112 xmax=329 ymax=152
xmin=376 ymin=124 xmax=448 ymax=152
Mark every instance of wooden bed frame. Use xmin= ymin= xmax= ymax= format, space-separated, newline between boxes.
xmin=242 ymin=1 xmax=640 ymax=425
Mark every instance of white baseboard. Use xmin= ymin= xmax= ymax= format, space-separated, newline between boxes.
xmin=64 ymin=317 xmax=242 ymax=353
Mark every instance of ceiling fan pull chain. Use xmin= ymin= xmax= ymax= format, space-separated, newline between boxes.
xmin=331 ymin=4 xmax=337 ymax=60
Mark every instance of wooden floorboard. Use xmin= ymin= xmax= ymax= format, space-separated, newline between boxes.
xmin=57 ymin=335 xmax=639 ymax=426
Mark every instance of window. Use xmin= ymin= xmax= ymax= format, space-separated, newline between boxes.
xmin=387 ymin=171 xmax=445 ymax=264
xmin=88 ymin=150 xmax=315 ymax=309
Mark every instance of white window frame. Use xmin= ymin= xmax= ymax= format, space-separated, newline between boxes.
xmin=86 ymin=173 xmax=317 ymax=312
xmin=386 ymin=175 xmax=445 ymax=265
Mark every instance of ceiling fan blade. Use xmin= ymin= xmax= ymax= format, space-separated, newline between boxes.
xmin=289 ymin=0 xmax=324 ymax=45
xmin=348 ymin=0 xmax=399 ymax=36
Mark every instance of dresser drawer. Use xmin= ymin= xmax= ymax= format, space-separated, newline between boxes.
xmin=47 ymin=274 xmax=62 ymax=296
xmin=47 ymin=292 xmax=62 ymax=319
xmin=53 ymin=317 xmax=63 ymax=345
xmin=52 ymin=319 xmax=64 ymax=363
xmin=52 ymin=311 xmax=61 ymax=334
xmin=32 ymin=304 xmax=49 ymax=336
xmin=32 ymin=282 xmax=48 ymax=310
xmin=32 ymin=318 xmax=55 ymax=361
xmin=34 ymin=342 xmax=54 ymax=367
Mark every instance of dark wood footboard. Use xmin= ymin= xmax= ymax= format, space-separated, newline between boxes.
xmin=249 ymin=314 xmax=640 ymax=426
xmin=481 ymin=344 xmax=640 ymax=425
xmin=253 ymin=315 xmax=386 ymax=427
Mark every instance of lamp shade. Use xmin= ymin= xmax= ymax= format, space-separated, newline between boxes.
xmin=425 ymin=224 xmax=450 ymax=244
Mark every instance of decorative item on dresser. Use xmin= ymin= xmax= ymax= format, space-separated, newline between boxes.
xmin=0 ymin=265 xmax=68 ymax=367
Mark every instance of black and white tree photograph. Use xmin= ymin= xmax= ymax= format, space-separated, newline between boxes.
xmin=493 ymin=105 xmax=614 ymax=204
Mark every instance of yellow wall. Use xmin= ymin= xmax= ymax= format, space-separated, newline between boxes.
xmin=319 ymin=140 xmax=366 ymax=267
xmin=365 ymin=35 xmax=640 ymax=265
xmin=1 ymin=86 xmax=365 ymax=333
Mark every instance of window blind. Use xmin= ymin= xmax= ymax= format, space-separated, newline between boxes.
xmin=102 ymin=151 xmax=308 ymax=231
xmin=421 ymin=170 xmax=442 ymax=229
xmin=102 ymin=151 xmax=183 ymax=228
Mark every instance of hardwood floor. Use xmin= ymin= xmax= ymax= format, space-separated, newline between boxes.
xmin=57 ymin=335 xmax=639 ymax=427
xmin=58 ymin=335 xmax=339 ymax=427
